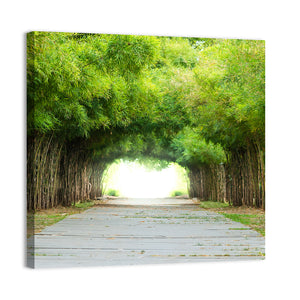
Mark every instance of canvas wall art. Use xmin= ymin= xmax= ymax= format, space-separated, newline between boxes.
xmin=27 ymin=32 xmax=265 ymax=268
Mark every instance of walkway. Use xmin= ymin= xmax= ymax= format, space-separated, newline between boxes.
xmin=28 ymin=198 xmax=265 ymax=268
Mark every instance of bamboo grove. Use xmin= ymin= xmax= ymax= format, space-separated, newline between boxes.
xmin=27 ymin=32 xmax=265 ymax=210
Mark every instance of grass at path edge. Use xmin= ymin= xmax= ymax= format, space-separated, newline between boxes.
xmin=27 ymin=200 xmax=265 ymax=237
xmin=27 ymin=201 xmax=95 ymax=238
xmin=198 ymin=201 xmax=265 ymax=236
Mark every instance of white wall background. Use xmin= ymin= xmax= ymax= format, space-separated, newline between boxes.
xmin=1 ymin=1 xmax=300 ymax=300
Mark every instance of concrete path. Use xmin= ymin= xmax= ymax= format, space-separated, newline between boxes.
xmin=28 ymin=198 xmax=265 ymax=268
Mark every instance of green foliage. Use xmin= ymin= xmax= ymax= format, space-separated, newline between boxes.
xmin=27 ymin=32 xmax=161 ymax=140
xmin=74 ymin=201 xmax=95 ymax=209
xmin=27 ymin=32 xmax=264 ymax=166
xmin=28 ymin=32 xmax=110 ymax=137
xmin=159 ymin=37 xmax=199 ymax=68
xmin=172 ymin=127 xmax=226 ymax=167
xmin=171 ymin=190 xmax=185 ymax=197
xmin=104 ymin=34 xmax=160 ymax=77
xmin=199 ymin=201 xmax=230 ymax=209
xmin=27 ymin=32 xmax=265 ymax=208
xmin=189 ymin=39 xmax=265 ymax=150
xmin=106 ymin=189 xmax=120 ymax=197
xmin=188 ymin=37 xmax=219 ymax=50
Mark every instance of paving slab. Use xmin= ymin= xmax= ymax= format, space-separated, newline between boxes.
xmin=28 ymin=198 xmax=265 ymax=268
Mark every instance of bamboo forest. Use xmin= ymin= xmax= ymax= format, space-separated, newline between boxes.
xmin=27 ymin=32 xmax=265 ymax=211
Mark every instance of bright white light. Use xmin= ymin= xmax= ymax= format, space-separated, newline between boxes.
xmin=103 ymin=161 xmax=187 ymax=198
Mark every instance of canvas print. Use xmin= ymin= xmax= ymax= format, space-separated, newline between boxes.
xmin=27 ymin=32 xmax=265 ymax=268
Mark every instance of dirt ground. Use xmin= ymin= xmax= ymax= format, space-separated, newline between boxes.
xmin=202 ymin=205 xmax=265 ymax=215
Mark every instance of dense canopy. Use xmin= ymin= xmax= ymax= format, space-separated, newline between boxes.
xmin=27 ymin=32 xmax=265 ymax=210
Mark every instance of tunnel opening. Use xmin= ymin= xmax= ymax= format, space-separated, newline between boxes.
xmin=102 ymin=159 xmax=188 ymax=199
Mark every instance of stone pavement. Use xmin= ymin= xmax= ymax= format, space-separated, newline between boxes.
xmin=27 ymin=198 xmax=265 ymax=268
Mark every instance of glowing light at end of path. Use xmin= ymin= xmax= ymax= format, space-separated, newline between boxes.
xmin=103 ymin=161 xmax=187 ymax=198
